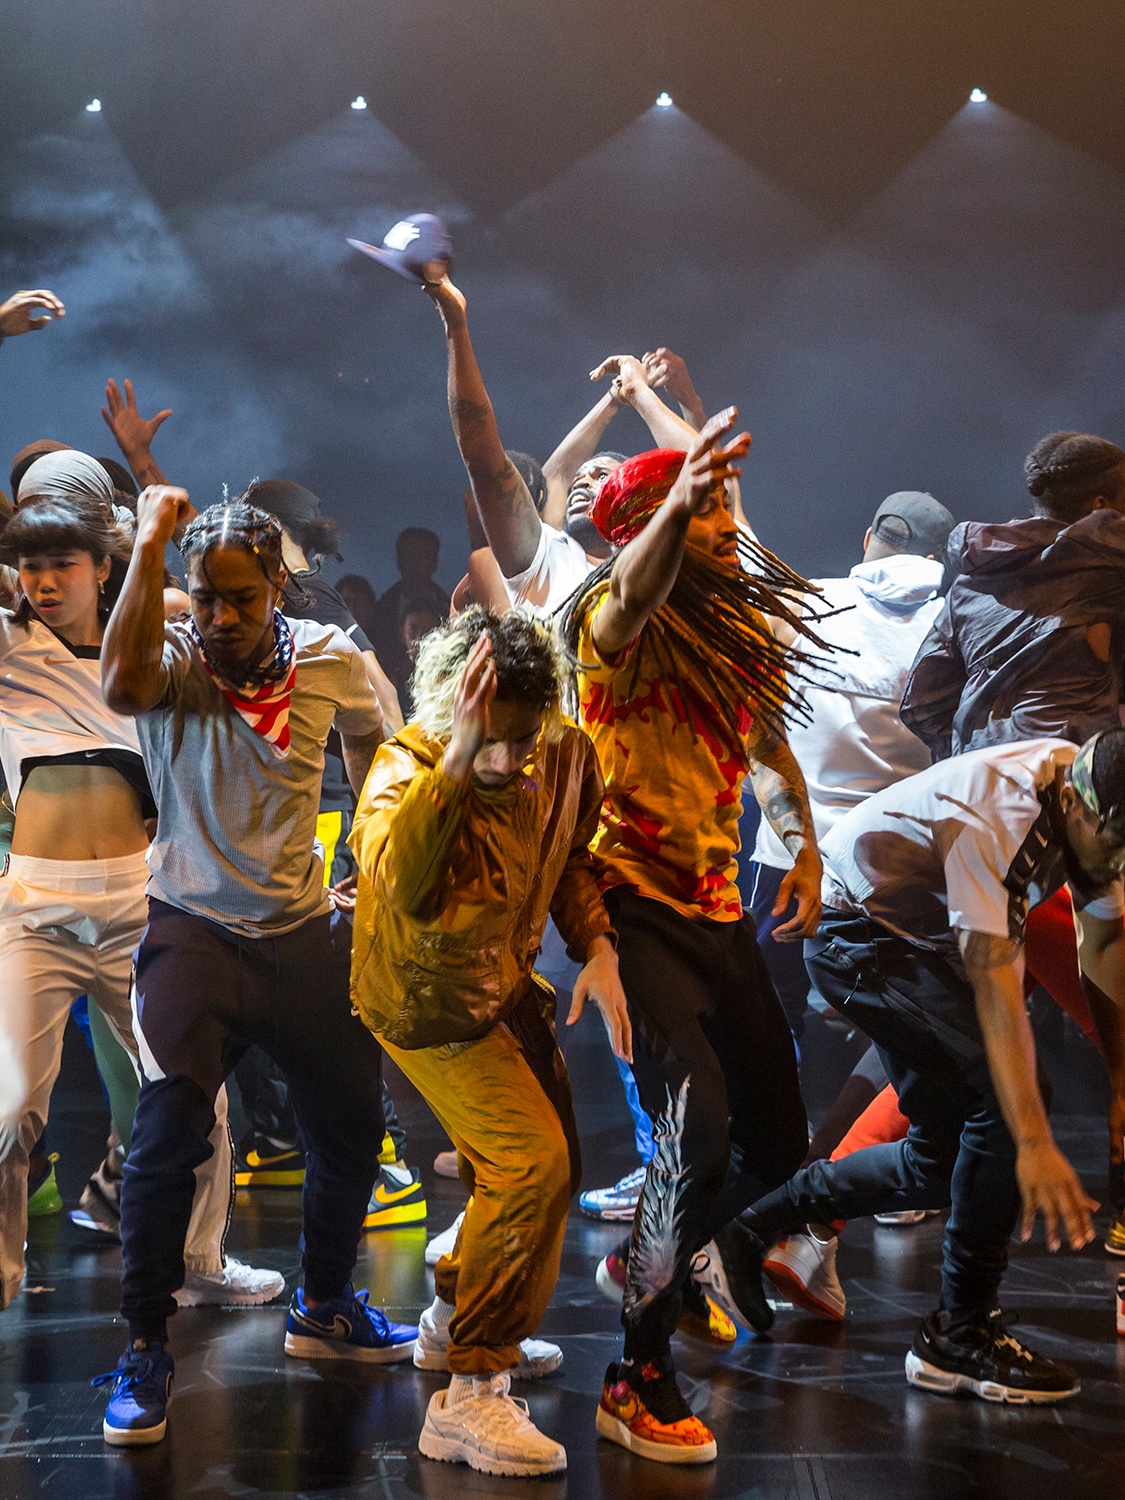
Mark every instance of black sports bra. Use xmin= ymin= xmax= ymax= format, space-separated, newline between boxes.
xmin=20 ymin=748 xmax=157 ymax=820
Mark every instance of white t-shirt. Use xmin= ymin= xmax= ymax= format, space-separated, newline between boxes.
xmin=0 ymin=610 xmax=141 ymax=801
xmin=503 ymin=521 xmax=595 ymax=618
xmin=754 ymin=555 xmax=943 ymax=869
xmin=820 ymin=738 xmax=1125 ymax=951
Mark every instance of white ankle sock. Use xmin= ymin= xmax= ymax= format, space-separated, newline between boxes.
xmin=447 ymin=1373 xmax=475 ymax=1405
xmin=430 ymin=1296 xmax=456 ymax=1328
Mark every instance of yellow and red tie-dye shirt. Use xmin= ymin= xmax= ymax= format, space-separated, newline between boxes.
xmin=575 ymin=585 xmax=757 ymax=922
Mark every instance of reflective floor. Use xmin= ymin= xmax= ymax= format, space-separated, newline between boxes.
xmin=3 ymin=1003 xmax=1125 ymax=1499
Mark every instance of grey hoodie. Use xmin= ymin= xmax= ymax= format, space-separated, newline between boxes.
xmin=900 ymin=509 xmax=1125 ymax=759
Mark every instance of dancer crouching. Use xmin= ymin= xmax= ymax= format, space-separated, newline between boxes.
xmin=561 ymin=411 xmax=829 ymax=1464
xmin=95 ymin=489 xmax=415 ymax=1446
xmin=349 ymin=607 xmax=631 ymax=1478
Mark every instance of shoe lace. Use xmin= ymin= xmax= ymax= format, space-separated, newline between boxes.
xmin=351 ymin=1288 xmax=391 ymax=1337
xmin=92 ymin=1353 xmax=157 ymax=1391
xmin=470 ymin=1376 xmax=536 ymax=1430
xmin=982 ymin=1309 xmax=1034 ymax=1364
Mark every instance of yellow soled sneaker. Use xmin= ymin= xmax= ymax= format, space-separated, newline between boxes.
xmin=596 ymin=1360 xmax=717 ymax=1465
xmin=1105 ymin=1214 xmax=1125 ymax=1257
xmin=234 ymin=1135 xmax=305 ymax=1189
xmin=363 ymin=1164 xmax=427 ymax=1231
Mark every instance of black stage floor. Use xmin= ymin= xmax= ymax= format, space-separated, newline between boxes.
xmin=3 ymin=1003 xmax=1125 ymax=1500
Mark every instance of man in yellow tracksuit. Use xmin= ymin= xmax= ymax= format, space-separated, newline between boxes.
xmin=349 ymin=605 xmax=631 ymax=1481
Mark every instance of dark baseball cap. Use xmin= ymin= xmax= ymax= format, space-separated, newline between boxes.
xmin=871 ymin=491 xmax=955 ymax=557
xmin=347 ymin=214 xmax=452 ymax=286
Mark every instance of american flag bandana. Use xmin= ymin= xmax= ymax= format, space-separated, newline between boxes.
xmin=193 ymin=610 xmax=297 ymax=759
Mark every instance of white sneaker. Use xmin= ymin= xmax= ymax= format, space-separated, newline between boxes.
xmin=413 ymin=1300 xmax=562 ymax=1377
xmin=425 ymin=1210 xmax=466 ymax=1268
xmin=578 ymin=1165 xmax=647 ymax=1221
xmin=175 ymin=1256 xmax=285 ymax=1307
xmin=874 ymin=1209 xmax=941 ymax=1226
xmin=763 ymin=1232 xmax=846 ymax=1322
xmin=418 ymin=1372 xmax=566 ymax=1476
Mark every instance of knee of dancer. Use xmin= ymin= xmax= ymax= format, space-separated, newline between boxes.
xmin=902 ymin=1133 xmax=958 ymax=1199
xmin=126 ymin=1076 xmax=217 ymax=1175
xmin=503 ymin=1121 xmax=571 ymax=1215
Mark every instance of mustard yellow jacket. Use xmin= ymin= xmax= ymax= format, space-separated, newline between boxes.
xmin=348 ymin=720 xmax=613 ymax=1048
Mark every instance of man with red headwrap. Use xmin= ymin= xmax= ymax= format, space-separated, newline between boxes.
xmin=561 ymin=410 xmax=829 ymax=1464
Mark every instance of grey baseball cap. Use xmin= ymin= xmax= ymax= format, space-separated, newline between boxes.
xmin=871 ymin=491 xmax=955 ymax=557
xmin=347 ymin=214 xmax=452 ymax=286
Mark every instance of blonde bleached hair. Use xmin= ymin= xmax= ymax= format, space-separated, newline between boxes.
xmin=411 ymin=605 xmax=570 ymax=744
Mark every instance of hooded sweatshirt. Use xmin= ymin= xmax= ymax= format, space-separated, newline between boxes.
xmin=753 ymin=552 xmax=944 ymax=870
xmin=900 ymin=510 xmax=1125 ymax=760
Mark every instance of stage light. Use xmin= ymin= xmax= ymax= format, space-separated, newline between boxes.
xmin=969 ymin=88 xmax=987 ymax=103
xmin=656 ymin=91 xmax=673 ymax=109
xmin=351 ymin=96 xmax=367 ymax=111
xmin=86 ymin=98 xmax=102 ymax=113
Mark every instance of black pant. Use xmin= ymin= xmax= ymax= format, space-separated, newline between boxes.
xmin=121 ymin=900 xmax=385 ymax=1340
xmin=234 ymin=1047 xmax=407 ymax=1161
xmin=606 ymin=889 xmax=807 ymax=1363
xmin=746 ymin=911 xmax=1022 ymax=1316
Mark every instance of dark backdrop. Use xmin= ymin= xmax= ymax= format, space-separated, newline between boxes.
xmin=3 ymin=1 xmax=1125 ymax=590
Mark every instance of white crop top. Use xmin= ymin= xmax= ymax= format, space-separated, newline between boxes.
xmin=0 ymin=610 xmax=141 ymax=801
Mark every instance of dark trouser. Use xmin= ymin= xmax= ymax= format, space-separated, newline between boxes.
xmin=747 ymin=861 xmax=812 ymax=1038
xmin=234 ymin=1048 xmax=407 ymax=1162
xmin=121 ymin=899 xmax=385 ymax=1340
xmin=606 ymin=889 xmax=807 ymax=1364
xmin=745 ymin=911 xmax=1022 ymax=1316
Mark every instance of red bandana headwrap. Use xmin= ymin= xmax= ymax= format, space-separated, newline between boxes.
xmin=591 ymin=449 xmax=686 ymax=548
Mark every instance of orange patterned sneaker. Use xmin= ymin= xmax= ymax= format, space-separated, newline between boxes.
xmin=596 ymin=1361 xmax=717 ymax=1465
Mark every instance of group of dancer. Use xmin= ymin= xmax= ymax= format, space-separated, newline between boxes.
xmin=2 ymin=274 xmax=1125 ymax=1477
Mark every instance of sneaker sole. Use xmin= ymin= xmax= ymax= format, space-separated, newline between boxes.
xmin=363 ymin=1202 xmax=428 ymax=1231
xmin=595 ymin=1258 xmax=626 ymax=1305
xmin=68 ymin=1210 xmax=120 ymax=1241
xmin=675 ymin=1310 xmax=737 ymax=1348
xmin=1104 ymin=1238 xmax=1125 ymax=1258
xmin=234 ymin=1170 xmax=305 ymax=1188
xmin=904 ymin=1351 xmax=1079 ymax=1404
xmin=284 ymin=1332 xmax=418 ymax=1363
xmin=418 ymin=1427 xmax=566 ymax=1475
xmin=413 ymin=1341 xmax=563 ymax=1378
xmin=176 ymin=1278 xmax=286 ymax=1307
xmin=697 ymin=1253 xmax=772 ymax=1334
xmin=595 ymin=1405 xmax=717 ymax=1464
xmin=103 ymin=1416 xmax=167 ymax=1446
xmin=579 ymin=1203 xmax=640 ymax=1222
xmin=424 ymin=1246 xmax=456 ymax=1267
xmin=763 ymin=1257 xmax=845 ymax=1323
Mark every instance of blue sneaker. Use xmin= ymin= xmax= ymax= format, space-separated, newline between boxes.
xmin=579 ymin=1165 xmax=647 ymax=1221
xmin=94 ymin=1339 xmax=174 ymax=1446
xmin=284 ymin=1283 xmax=417 ymax=1363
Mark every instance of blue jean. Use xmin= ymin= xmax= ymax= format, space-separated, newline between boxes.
xmin=121 ymin=900 xmax=385 ymax=1339
xmin=745 ymin=910 xmax=1022 ymax=1316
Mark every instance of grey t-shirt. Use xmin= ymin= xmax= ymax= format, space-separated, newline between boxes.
xmin=137 ymin=616 xmax=381 ymax=936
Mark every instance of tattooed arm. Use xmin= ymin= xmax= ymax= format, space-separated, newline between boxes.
xmin=746 ymin=724 xmax=822 ymax=941
xmin=425 ymin=278 xmax=542 ymax=579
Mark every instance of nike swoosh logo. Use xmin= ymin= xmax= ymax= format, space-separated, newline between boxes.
xmin=247 ymin=1149 xmax=299 ymax=1168
xmin=373 ymin=1181 xmax=419 ymax=1205
xmin=43 ymin=655 xmax=79 ymax=667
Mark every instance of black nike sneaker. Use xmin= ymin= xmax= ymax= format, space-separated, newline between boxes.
xmin=697 ymin=1219 xmax=775 ymax=1333
xmin=906 ymin=1308 xmax=1079 ymax=1404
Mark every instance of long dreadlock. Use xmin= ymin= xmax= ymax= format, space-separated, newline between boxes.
xmin=558 ymin=454 xmax=842 ymax=752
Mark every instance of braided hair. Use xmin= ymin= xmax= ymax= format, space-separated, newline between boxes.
xmin=180 ymin=501 xmax=284 ymax=584
xmin=1024 ymin=431 xmax=1125 ymax=523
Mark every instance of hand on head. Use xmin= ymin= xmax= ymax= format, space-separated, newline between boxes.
xmin=444 ymin=630 xmax=496 ymax=783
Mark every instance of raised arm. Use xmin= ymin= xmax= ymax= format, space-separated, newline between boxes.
xmin=960 ymin=929 xmax=1097 ymax=1251
xmin=541 ymin=390 xmax=623 ymax=530
xmin=642 ymin=347 xmax=707 ymax=430
xmin=425 ymin=278 xmax=540 ymax=578
xmin=592 ymin=408 xmax=750 ymax=659
xmin=101 ymin=378 xmax=172 ymax=490
xmin=102 ymin=485 xmax=193 ymax=713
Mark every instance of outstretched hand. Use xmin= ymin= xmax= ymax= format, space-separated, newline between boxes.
xmin=0 ymin=289 xmax=65 ymax=338
xmin=102 ymin=378 xmax=172 ymax=459
xmin=589 ymin=353 xmax=652 ymax=406
xmin=674 ymin=407 xmax=751 ymax=515
xmin=443 ymin=631 xmax=496 ymax=784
